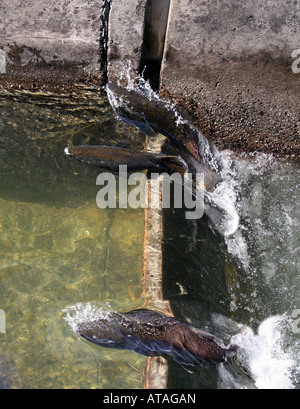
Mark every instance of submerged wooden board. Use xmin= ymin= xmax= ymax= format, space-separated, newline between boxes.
xmin=142 ymin=177 xmax=173 ymax=389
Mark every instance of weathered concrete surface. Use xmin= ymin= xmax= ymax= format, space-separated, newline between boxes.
xmin=0 ymin=0 xmax=105 ymax=91
xmin=107 ymin=0 xmax=147 ymax=84
xmin=160 ymin=0 xmax=300 ymax=157
xmin=0 ymin=0 xmax=299 ymax=156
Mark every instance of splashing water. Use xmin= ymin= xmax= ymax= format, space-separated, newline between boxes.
xmin=231 ymin=316 xmax=295 ymax=389
xmin=107 ymin=71 xmax=300 ymax=388
xmin=216 ymin=153 xmax=300 ymax=389
xmin=107 ymin=72 xmax=241 ymax=238
xmin=63 ymin=302 xmax=115 ymax=332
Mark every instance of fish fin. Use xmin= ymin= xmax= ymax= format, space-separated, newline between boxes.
xmin=157 ymin=156 xmax=187 ymax=174
xmin=139 ymin=113 xmax=157 ymax=138
xmin=114 ymin=105 xmax=157 ymax=138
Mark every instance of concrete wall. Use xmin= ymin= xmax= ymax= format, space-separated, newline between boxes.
xmin=159 ymin=0 xmax=300 ymax=156
xmin=162 ymin=0 xmax=300 ymax=69
xmin=0 ymin=0 xmax=106 ymax=91
xmin=106 ymin=0 xmax=299 ymax=156
xmin=107 ymin=0 xmax=171 ymax=88
xmin=107 ymin=0 xmax=147 ymax=84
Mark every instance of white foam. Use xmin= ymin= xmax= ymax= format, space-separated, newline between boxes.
xmin=231 ymin=316 xmax=295 ymax=389
xmin=63 ymin=302 xmax=114 ymax=332
xmin=204 ymin=151 xmax=242 ymax=238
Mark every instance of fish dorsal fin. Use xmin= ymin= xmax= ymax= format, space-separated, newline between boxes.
xmin=140 ymin=112 xmax=157 ymax=138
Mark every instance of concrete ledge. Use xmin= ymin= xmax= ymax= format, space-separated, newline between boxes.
xmin=0 ymin=0 xmax=105 ymax=91
xmin=160 ymin=0 xmax=300 ymax=157
xmin=160 ymin=56 xmax=300 ymax=157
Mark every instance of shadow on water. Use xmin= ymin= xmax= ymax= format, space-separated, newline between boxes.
xmin=161 ymin=157 xmax=300 ymax=389
xmin=162 ymin=204 xmax=237 ymax=388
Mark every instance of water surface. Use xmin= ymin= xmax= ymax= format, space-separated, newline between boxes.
xmin=163 ymin=153 xmax=300 ymax=389
xmin=0 ymin=87 xmax=299 ymax=389
xmin=0 ymin=88 xmax=147 ymax=389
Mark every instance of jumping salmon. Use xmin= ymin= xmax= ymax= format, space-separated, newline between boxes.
xmin=106 ymin=82 xmax=222 ymax=192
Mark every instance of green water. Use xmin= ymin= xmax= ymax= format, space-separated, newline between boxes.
xmin=0 ymin=88 xmax=147 ymax=389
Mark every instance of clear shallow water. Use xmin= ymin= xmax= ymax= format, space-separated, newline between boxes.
xmin=0 ymin=87 xmax=299 ymax=389
xmin=0 ymin=88 xmax=147 ymax=389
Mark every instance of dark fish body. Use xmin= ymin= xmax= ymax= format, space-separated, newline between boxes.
xmin=77 ymin=308 xmax=238 ymax=367
xmin=64 ymin=145 xmax=180 ymax=173
xmin=107 ymin=83 xmax=222 ymax=192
